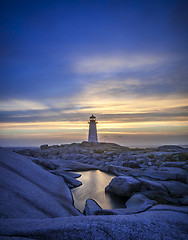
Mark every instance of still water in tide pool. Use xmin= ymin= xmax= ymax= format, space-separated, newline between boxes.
xmin=71 ymin=170 xmax=125 ymax=212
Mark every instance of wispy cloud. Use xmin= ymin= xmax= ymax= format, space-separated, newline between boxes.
xmin=0 ymin=99 xmax=48 ymax=111
xmin=73 ymin=54 xmax=166 ymax=74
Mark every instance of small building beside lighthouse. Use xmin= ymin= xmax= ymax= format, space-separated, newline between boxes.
xmin=88 ymin=115 xmax=98 ymax=142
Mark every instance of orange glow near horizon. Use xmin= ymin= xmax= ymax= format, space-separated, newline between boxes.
xmin=0 ymin=89 xmax=188 ymax=146
xmin=1 ymin=119 xmax=188 ymax=130
xmin=1 ymin=120 xmax=187 ymax=137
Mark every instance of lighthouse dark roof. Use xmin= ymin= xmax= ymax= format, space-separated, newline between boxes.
xmin=90 ymin=114 xmax=96 ymax=118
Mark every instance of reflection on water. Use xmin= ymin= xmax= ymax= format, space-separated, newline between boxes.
xmin=71 ymin=170 xmax=125 ymax=212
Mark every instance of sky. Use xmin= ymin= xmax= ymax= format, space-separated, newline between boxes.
xmin=0 ymin=0 xmax=188 ymax=147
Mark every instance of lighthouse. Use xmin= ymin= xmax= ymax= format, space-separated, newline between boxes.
xmin=88 ymin=115 xmax=98 ymax=142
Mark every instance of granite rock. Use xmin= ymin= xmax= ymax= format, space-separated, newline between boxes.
xmin=105 ymin=176 xmax=141 ymax=197
xmin=84 ymin=199 xmax=102 ymax=215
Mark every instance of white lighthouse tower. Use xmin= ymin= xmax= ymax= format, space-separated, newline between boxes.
xmin=88 ymin=115 xmax=98 ymax=142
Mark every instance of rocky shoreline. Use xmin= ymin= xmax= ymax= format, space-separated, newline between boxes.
xmin=0 ymin=142 xmax=188 ymax=239
xmin=16 ymin=142 xmax=188 ymax=208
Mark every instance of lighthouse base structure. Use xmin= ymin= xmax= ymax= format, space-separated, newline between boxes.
xmin=88 ymin=122 xmax=98 ymax=142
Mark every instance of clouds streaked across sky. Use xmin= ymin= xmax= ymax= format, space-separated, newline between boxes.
xmin=0 ymin=0 xmax=188 ymax=147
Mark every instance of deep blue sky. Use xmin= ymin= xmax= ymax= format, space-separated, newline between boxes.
xmin=0 ymin=0 xmax=188 ymax=146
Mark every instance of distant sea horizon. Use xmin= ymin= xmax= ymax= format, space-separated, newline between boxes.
xmin=3 ymin=144 xmax=188 ymax=152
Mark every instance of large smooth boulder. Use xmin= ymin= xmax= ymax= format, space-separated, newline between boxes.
xmin=105 ymin=176 xmax=141 ymax=197
xmin=0 ymin=148 xmax=81 ymax=218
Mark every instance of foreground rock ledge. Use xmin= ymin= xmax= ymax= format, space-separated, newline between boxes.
xmin=0 ymin=211 xmax=188 ymax=240
xmin=0 ymin=148 xmax=81 ymax=218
